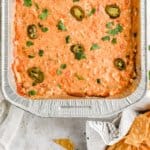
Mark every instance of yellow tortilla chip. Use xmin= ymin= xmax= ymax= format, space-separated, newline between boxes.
xmin=107 ymin=112 xmax=150 ymax=150
xmin=125 ymin=115 xmax=149 ymax=147
xmin=107 ymin=139 xmax=131 ymax=150
xmin=144 ymin=125 xmax=150 ymax=147
xmin=144 ymin=112 xmax=150 ymax=118
xmin=53 ymin=138 xmax=74 ymax=150
xmin=139 ymin=144 xmax=150 ymax=150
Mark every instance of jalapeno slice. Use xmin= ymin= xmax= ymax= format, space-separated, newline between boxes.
xmin=105 ymin=4 xmax=120 ymax=19
xmin=27 ymin=24 xmax=38 ymax=39
xmin=27 ymin=67 xmax=44 ymax=85
xmin=70 ymin=6 xmax=85 ymax=21
xmin=114 ymin=58 xmax=126 ymax=71
xmin=70 ymin=44 xmax=86 ymax=60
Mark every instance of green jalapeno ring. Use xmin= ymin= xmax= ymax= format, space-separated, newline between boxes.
xmin=114 ymin=58 xmax=126 ymax=71
xmin=105 ymin=4 xmax=120 ymax=19
xmin=70 ymin=6 xmax=85 ymax=21
xmin=27 ymin=67 xmax=44 ymax=84
xmin=27 ymin=24 xmax=38 ymax=39
xmin=70 ymin=44 xmax=86 ymax=60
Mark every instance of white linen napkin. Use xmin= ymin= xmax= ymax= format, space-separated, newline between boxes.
xmin=87 ymin=108 xmax=137 ymax=146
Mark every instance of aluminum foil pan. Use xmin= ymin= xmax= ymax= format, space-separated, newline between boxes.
xmin=1 ymin=0 xmax=147 ymax=118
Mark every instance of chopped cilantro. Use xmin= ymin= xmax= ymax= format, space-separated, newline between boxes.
xmin=39 ymin=9 xmax=49 ymax=20
xmin=38 ymin=50 xmax=44 ymax=57
xmin=56 ymin=69 xmax=62 ymax=75
xmin=60 ymin=64 xmax=67 ymax=69
xmin=28 ymin=90 xmax=36 ymax=96
xmin=57 ymin=84 xmax=62 ymax=89
xmin=88 ymin=8 xmax=96 ymax=16
xmin=41 ymin=27 xmax=49 ymax=32
xmin=34 ymin=3 xmax=39 ymax=10
xmin=107 ymin=24 xmax=123 ymax=36
xmin=111 ymin=38 xmax=117 ymax=44
xmin=66 ymin=35 xmax=71 ymax=44
xmin=106 ymin=22 xmax=114 ymax=29
xmin=24 ymin=0 xmax=32 ymax=7
xmin=38 ymin=23 xmax=49 ymax=32
xmin=75 ymin=51 xmax=86 ymax=60
xmin=74 ymin=73 xmax=84 ymax=80
xmin=90 ymin=43 xmax=100 ymax=51
xmin=57 ymin=20 xmax=67 ymax=31
xmin=26 ymin=41 xmax=34 ymax=47
xmin=101 ymin=36 xmax=110 ymax=41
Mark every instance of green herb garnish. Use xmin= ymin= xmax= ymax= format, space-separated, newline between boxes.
xmin=41 ymin=27 xmax=49 ymax=32
xmin=39 ymin=9 xmax=49 ymax=20
xmin=38 ymin=23 xmax=49 ymax=32
xmin=56 ymin=69 xmax=62 ymax=75
xmin=96 ymin=79 xmax=101 ymax=84
xmin=149 ymin=71 xmax=150 ymax=80
xmin=148 ymin=45 xmax=150 ymax=51
xmin=60 ymin=64 xmax=67 ymax=69
xmin=28 ymin=90 xmax=36 ymax=96
xmin=66 ymin=35 xmax=71 ymax=44
xmin=111 ymin=38 xmax=117 ymax=44
xmin=107 ymin=24 xmax=123 ymax=36
xmin=57 ymin=20 xmax=67 ymax=31
xmin=74 ymin=73 xmax=84 ymax=80
xmin=88 ymin=8 xmax=96 ymax=16
xmin=24 ymin=0 xmax=32 ymax=7
xmin=90 ymin=43 xmax=100 ymax=51
xmin=26 ymin=41 xmax=34 ymax=47
xmin=101 ymin=36 xmax=110 ymax=41
xmin=38 ymin=50 xmax=44 ymax=57
xmin=106 ymin=22 xmax=114 ymax=29
xmin=34 ymin=3 xmax=39 ymax=10
xmin=57 ymin=84 xmax=62 ymax=89
xmin=70 ymin=44 xmax=86 ymax=60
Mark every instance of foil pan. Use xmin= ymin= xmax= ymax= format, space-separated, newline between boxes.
xmin=1 ymin=0 xmax=147 ymax=118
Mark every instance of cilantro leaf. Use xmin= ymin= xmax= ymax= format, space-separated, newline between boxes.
xmin=39 ymin=9 xmax=49 ymax=20
xmin=107 ymin=24 xmax=123 ymax=36
xmin=24 ymin=0 xmax=32 ymax=7
xmin=57 ymin=20 xmax=67 ymax=31
xmin=60 ymin=64 xmax=67 ymax=69
xmin=88 ymin=8 xmax=96 ymax=16
xmin=111 ymin=38 xmax=117 ymax=44
xmin=26 ymin=41 xmax=34 ymax=47
xmin=106 ymin=22 xmax=114 ymax=29
xmin=101 ymin=36 xmax=110 ymax=41
xmin=90 ymin=43 xmax=100 ymax=51
xmin=66 ymin=35 xmax=71 ymax=44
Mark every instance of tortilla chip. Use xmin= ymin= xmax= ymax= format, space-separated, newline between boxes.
xmin=107 ymin=139 xmax=132 ymax=150
xmin=125 ymin=115 xmax=149 ymax=147
xmin=144 ymin=112 xmax=150 ymax=118
xmin=143 ymin=125 xmax=150 ymax=147
xmin=107 ymin=112 xmax=150 ymax=150
xmin=53 ymin=138 xmax=74 ymax=150
xmin=139 ymin=144 xmax=150 ymax=150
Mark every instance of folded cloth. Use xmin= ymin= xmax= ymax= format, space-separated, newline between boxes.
xmin=86 ymin=109 xmax=138 ymax=150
